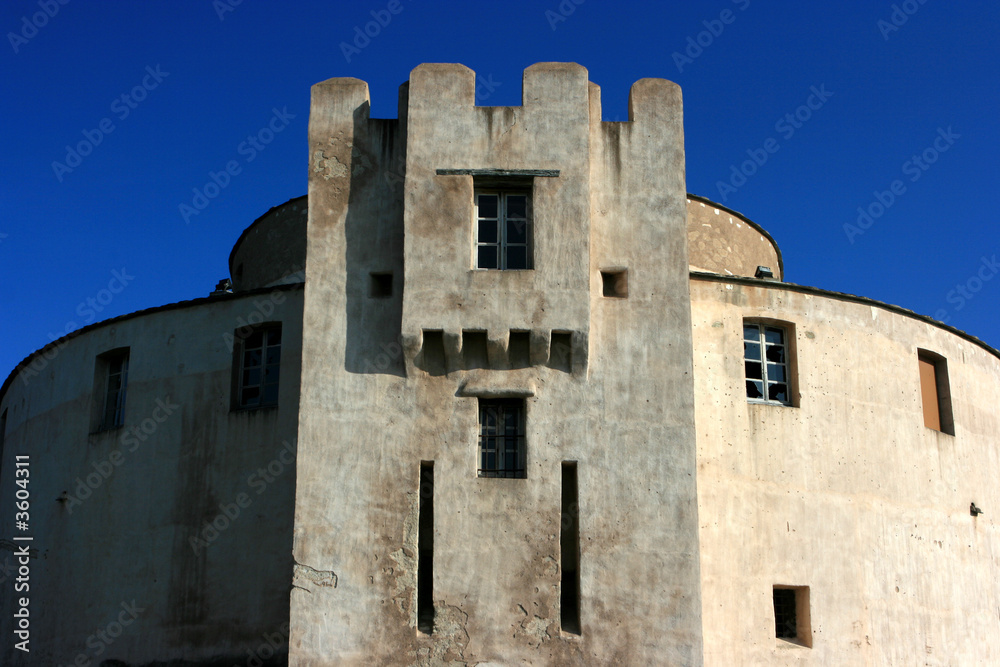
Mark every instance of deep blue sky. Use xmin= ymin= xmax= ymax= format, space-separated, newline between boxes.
xmin=2 ymin=0 xmax=998 ymax=378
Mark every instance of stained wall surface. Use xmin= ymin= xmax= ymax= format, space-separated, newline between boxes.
xmin=0 ymin=286 xmax=302 ymax=665
xmin=690 ymin=276 xmax=1000 ymax=666
xmin=292 ymin=63 xmax=704 ymax=665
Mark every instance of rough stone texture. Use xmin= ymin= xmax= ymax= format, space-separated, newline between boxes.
xmin=0 ymin=286 xmax=302 ymax=665
xmin=691 ymin=277 xmax=1000 ymax=665
xmin=291 ymin=63 xmax=704 ymax=665
xmin=686 ymin=197 xmax=782 ymax=280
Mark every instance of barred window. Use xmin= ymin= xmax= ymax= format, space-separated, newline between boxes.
xmin=744 ymin=323 xmax=790 ymax=405
xmin=478 ymin=399 xmax=526 ymax=478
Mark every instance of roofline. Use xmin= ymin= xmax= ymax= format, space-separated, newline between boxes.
xmin=690 ymin=271 xmax=1000 ymax=362
xmin=686 ymin=193 xmax=785 ymax=281
xmin=227 ymin=194 xmax=308 ymax=278
xmin=0 ymin=282 xmax=304 ymax=404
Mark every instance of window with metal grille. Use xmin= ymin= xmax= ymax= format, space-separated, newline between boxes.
xmin=744 ymin=323 xmax=790 ymax=405
xmin=772 ymin=585 xmax=811 ymax=646
xmin=475 ymin=190 xmax=532 ymax=270
xmin=478 ymin=399 xmax=526 ymax=478
xmin=236 ymin=325 xmax=281 ymax=409
xmin=100 ymin=349 xmax=129 ymax=430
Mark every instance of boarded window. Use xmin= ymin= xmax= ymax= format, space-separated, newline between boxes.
xmin=918 ymin=350 xmax=954 ymax=435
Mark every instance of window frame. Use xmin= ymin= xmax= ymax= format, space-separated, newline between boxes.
xmin=917 ymin=349 xmax=954 ymax=435
xmin=743 ymin=321 xmax=794 ymax=406
xmin=477 ymin=398 xmax=527 ymax=479
xmin=92 ymin=347 xmax=130 ymax=432
xmin=232 ymin=323 xmax=282 ymax=411
xmin=473 ymin=188 xmax=533 ymax=271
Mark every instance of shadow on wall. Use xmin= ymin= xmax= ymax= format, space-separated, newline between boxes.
xmin=344 ymin=100 xmax=406 ymax=377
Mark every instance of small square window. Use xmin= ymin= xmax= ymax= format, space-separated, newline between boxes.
xmin=475 ymin=189 xmax=532 ymax=270
xmin=478 ymin=399 xmax=526 ymax=479
xmin=233 ymin=324 xmax=281 ymax=409
xmin=744 ymin=322 xmax=792 ymax=405
xmin=601 ymin=269 xmax=628 ymax=298
xmin=370 ymin=272 xmax=393 ymax=298
xmin=773 ymin=585 xmax=811 ymax=647
xmin=92 ymin=348 xmax=129 ymax=432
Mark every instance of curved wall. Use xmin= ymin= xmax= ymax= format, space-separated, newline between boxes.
xmin=690 ymin=276 xmax=1000 ymax=665
xmin=687 ymin=195 xmax=783 ymax=280
xmin=229 ymin=196 xmax=307 ymax=291
xmin=0 ymin=286 xmax=303 ymax=665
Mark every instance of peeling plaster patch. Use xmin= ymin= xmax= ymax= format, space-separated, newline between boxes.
xmin=312 ymin=150 xmax=349 ymax=180
xmin=389 ymin=490 xmax=420 ymax=624
xmin=293 ymin=562 xmax=338 ymax=593
xmin=415 ymin=603 xmax=470 ymax=666
xmin=514 ymin=603 xmax=553 ymax=649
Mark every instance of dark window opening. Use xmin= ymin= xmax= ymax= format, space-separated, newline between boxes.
xmin=508 ymin=330 xmax=531 ymax=369
xmin=549 ymin=332 xmax=573 ymax=373
xmin=560 ymin=462 xmax=581 ymax=634
xmin=461 ymin=330 xmax=489 ymax=370
xmin=370 ymin=272 xmax=393 ymax=298
xmin=773 ymin=585 xmax=811 ymax=646
xmin=918 ymin=350 xmax=954 ymax=435
xmin=234 ymin=325 xmax=281 ymax=409
xmin=478 ymin=399 xmax=526 ymax=479
xmin=417 ymin=461 xmax=434 ymax=634
xmin=417 ymin=330 xmax=446 ymax=376
xmin=94 ymin=348 xmax=130 ymax=431
xmin=601 ymin=269 xmax=628 ymax=298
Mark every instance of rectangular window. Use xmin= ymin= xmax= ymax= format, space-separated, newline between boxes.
xmin=96 ymin=348 xmax=129 ymax=431
xmin=773 ymin=585 xmax=811 ymax=647
xmin=235 ymin=325 xmax=281 ymax=409
xmin=918 ymin=350 xmax=954 ymax=435
xmin=744 ymin=323 xmax=790 ymax=405
xmin=478 ymin=399 xmax=526 ymax=478
xmin=475 ymin=190 xmax=532 ymax=270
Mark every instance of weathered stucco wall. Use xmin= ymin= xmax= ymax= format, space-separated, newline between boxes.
xmin=0 ymin=286 xmax=302 ymax=665
xmin=691 ymin=276 xmax=1000 ymax=665
xmin=686 ymin=196 xmax=782 ymax=280
xmin=230 ymin=195 xmax=308 ymax=291
xmin=293 ymin=63 xmax=703 ymax=665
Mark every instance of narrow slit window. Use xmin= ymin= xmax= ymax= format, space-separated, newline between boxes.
xmin=560 ymin=462 xmax=581 ymax=635
xmin=370 ymin=272 xmax=393 ymax=298
xmin=95 ymin=348 xmax=130 ymax=431
xmin=417 ymin=461 xmax=434 ymax=634
xmin=918 ymin=350 xmax=954 ymax=435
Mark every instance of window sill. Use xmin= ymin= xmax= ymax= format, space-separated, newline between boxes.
xmin=775 ymin=638 xmax=811 ymax=649
xmin=747 ymin=399 xmax=795 ymax=408
xmin=90 ymin=424 xmax=124 ymax=436
xmin=230 ymin=404 xmax=279 ymax=414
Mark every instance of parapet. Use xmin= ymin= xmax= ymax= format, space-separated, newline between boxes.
xmin=686 ymin=194 xmax=783 ymax=280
